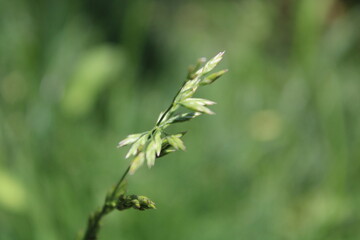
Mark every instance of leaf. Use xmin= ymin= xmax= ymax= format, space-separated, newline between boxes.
xmin=129 ymin=153 xmax=145 ymax=175
xmin=156 ymin=111 xmax=165 ymax=123
xmin=177 ymin=80 xmax=197 ymax=102
xmin=187 ymin=57 xmax=206 ymax=79
xmin=146 ymin=141 xmax=157 ymax=168
xmin=179 ymin=86 xmax=196 ymax=100
xmin=166 ymin=112 xmax=202 ymax=124
xmin=117 ymin=133 xmax=144 ymax=148
xmin=167 ymin=135 xmax=186 ymax=151
xmin=125 ymin=133 xmax=148 ymax=159
xmin=200 ymin=69 xmax=228 ymax=86
xmin=195 ymin=51 xmax=225 ymax=76
xmin=157 ymin=132 xmax=186 ymax=157
xmin=183 ymin=98 xmax=216 ymax=106
xmin=180 ymin=100 xmax=214 ymax=115
xmin=154 ymin=131 xmax=162 ymax=156
xmin=174 ymin=131 xmax=187 ymax=138
xmin=158 ymin=147 xmax=176 ymax=158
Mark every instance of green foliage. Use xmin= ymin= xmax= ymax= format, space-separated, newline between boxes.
xmin=82 ymin=53 xmax=226 ymax=239
xmin=118 ymin=52 xmax=226 ymax=174
xmin=1 ymin=1 xmax=360 ymax=240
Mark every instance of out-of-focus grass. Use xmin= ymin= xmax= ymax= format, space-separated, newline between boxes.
xmin=1 ymin=0 xmax=360 ymax=239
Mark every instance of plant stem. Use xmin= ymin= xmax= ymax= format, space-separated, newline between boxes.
xmin=110 ymin=166 xmax=130 ymax=200
xmin=82 ymin=166 xmax=131 ymax=240
xmin=156 ymin=81 xmax=187 ymax=126
xmin=81 ymin=52 xmax=226 ymax=240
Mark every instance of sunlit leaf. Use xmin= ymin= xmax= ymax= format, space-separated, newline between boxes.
xmin=166 ymin=112 xmax=202 ymax=124
xmin=146 ymin=141 xmax=156 ymax=167
xmin=187 ymin=57 xmax=206 ymax=79
xmin=195 ymin=51 xmax=225 ymax=76
xmin=154 ymin=131 xmax=162 ymax=156
xmin=129 ymin=153 xmax=145 ymax=175
xmin=117 ymin=133 xmax=144 ymax=148
xmin=200 ymin=69 xmax=228 ymax=86
xmin=125 ymin=134 xmax=148 ymax=159
xmin=183 ymin=98 xmax=216 ymax=106
xmin=180 ymin=101 xmax=214 ymax=115
xmin=156 ymin=111 xmax=165 ymax=123
xmin=167 ymin=135 xmax=186 ymax=151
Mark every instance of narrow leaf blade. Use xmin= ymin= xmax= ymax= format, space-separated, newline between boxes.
xmin=125 ymin=134 xmax=148 ymax=159
xmin=196 ymin=51 xmax=225 ymax=76
xmin=167 ymin=135 xmax=186 ymax=151
xmin=146 ymin=141 xmax=156 ymax=168
xmin=183 ymin=98 xmax=216 ymax=106
xmin=154 ymin=131 xmax=162 ymax=156
xmin=180 ymin=101 xmax=214 ymax=115
xmin=117 ymin=133 xmax=143 ymax=148
xmin=200 ymin=69 xmax=228 ymax=86
xmin=129 ymin=153 xmax=145 ymax=175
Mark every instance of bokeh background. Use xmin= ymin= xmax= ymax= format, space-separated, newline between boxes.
xmin=1 ymin=0 xmax=360 ymax=239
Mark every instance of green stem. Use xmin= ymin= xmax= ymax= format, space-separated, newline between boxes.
xmin=156 ymin=81 xmax=187 ymax=126
xmin=110 ymin=166 xmax=130 ymax=200
xmin=82 ymin=166 xmax=131 ymax=240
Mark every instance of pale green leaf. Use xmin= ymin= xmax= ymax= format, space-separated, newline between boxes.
xmin=154 ymin=131 xmax=162 ymax=156
xmin=125 ymin=133 xmax=148 ymax=159
xmin=183 ymin=98 xmax=216 ymax=106
xmin=195 ymin=51 xmax=225 ymax=76
xmin=146 ymin=141 xmax=156 ymax=168
xmin=117 ymin=133 xmax=144 ymax=148
xmin=166 ymin=112 xmax=202 ymax=124
xmin=129 ymin=152 xmax=145 ymax=175
xmin=158 ymin=148 xmax=176 ymax=158
xmin=180 ymin=101 xmax=214 ymax=115
xmin=156 ymin=111 xmax=165 ymax=123
xmin=187 ymin=57 xmax=206 ymax=79
xmin=200 ymin=69 xmax=228 ymax=86
xmin=167 ymin=135 xmax=186 ymax=151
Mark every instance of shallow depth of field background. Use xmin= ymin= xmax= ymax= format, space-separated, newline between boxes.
xmin=1 ymin=0 xmax=360 ymax=239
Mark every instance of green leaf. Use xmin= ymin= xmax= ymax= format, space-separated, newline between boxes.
xmin=157 ymin=139 xmax=172 ymax=158
xmin=154 ymin=131 xmax=162 ymax=156
xmin=146 ymin=141 xmax=156 ymax=168
xmin=166 ymin=112 xmax=202 ymax=124
xmin=180 ymin=100 xmax=214 ymax=115
xmin=129 ymin=152 xmax=145 ymax=175
xmin=117 ymin=133 xmax=144 ymax=148
xmin=195 ymin=51 xmax=225 ymax=76
xmin=177 ymin=80 xmax=198 ymax=102
xmin=167 ymin=135 xmax=186 ymax=151
xmin=200 ymin=69 xmax=228 ymax=86
xmin=179 ymin=86 xmax=196 ymax=100
xmin=156 ymin=111 xmax=165 ymax=123
xmin=158 ymin=148 xmax=176 ymax=158
xmin=125 ymin=133 xmax=148 ymax=159
xmin=183 ymin=98 xmax=216 ymax=106
xmin=187 ymin=57 xmax=206 ymax=79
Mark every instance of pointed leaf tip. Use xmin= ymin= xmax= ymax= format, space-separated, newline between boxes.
xmin=180 ymin=100 xmax=215 ymax=115
xmin=129 ymin=152 xmax=145 ymax=175
xmin=167 ymin=135 xmax=186 ymax=151
xmin=146 ymin=141 xmax=156 ymax=168
xmin=200 ymin=69 xmax=228 ymax=86
xmin=195 ymin=52 xmax=225 ymax=76
xmin=117 ymin=133 xmax=143 ymax=148
xmin=125 ymin=134 xmax=148 ymax=159
xmin=166 ymin=112 xmax=202 ymax=124
xmin=154 ymin=131 xmax=162 ymax=156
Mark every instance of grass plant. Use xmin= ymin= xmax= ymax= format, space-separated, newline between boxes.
xmin=81 ymin=52 xmax=227 ymax=240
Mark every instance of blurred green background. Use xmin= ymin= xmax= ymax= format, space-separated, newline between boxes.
xmin=1 ymin=0 xmax=360 ymax=239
